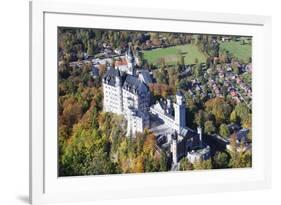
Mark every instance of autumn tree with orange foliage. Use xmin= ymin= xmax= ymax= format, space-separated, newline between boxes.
xmin=149 ymin=83 xmax=174 ymax=99
xmin=204 ymin=97 xmax=232 ymax=125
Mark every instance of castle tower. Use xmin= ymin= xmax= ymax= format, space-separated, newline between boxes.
xmin=166 ymin=98 xmax=173 ymax=115
xmin=197 ymin=126 xmax=203 ymax=148
xmin=135 ymin=48 xmax=141 ymax=66
xmin=174 ymin=91 xmax=186 ymax=132
xmin=115 ymin=68 xmax=123 ymax=114
xmin=171 ymin=132 xmax=178 ymax=165
xmin=126 ymin=45 xmax=136 ymax=76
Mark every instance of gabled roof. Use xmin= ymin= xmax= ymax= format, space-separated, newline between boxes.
xmin=179 ymin=127 xmax=198 ymax=139
xmin=103 ymin=67 xmax=121 ymax=86
xmin=138 ymin=70 xmax=153 ymax=85
xmin=123 ymin=75 xmax=148 ymax=95
xmin=237 ymin=128 xmax=249 ymax=141
xmin=91 ymin=65 xmax=99 ymax=76
xmin=150 ymin=100 xmax=174 ymax=120
xmin=151 ymin=101 xmax=166 ymax=114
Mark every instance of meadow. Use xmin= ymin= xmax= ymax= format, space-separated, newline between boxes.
xmin=143 ymin=44 xmax=207 ymax=66
xmin=220 ymin=40 xmax=252 ymax=63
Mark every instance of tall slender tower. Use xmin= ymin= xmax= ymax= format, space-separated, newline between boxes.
xmin=126 ymin=45 xmax=136 ymax=76
xmin=174 ymin=91 xmax=186 ymax=132
xmin=197 ymin=126 xmax=203 ymax=148
xmin=171 ymin=132 xmax=178 ymax=165
xmin=166 ymin=98 xmax=173 ymax=115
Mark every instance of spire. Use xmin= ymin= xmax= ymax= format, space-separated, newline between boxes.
xmin=127 ymin=44 xmax=134 ymax=59
xmin=197 ymin=126 xmax=203 ymax=148
xmin=174 ymin=90 xmax=186 ymax=131
xmin=115 ymin=67 xmax=121 ymax=86
xmin=176 ymin=90 xmax=185 ymax=106
xmin=171 ymin=130 xmax=178 ymax=165
xmin=126 ymin=44 xmax=136 ymax=76
xmin=176 ymin=90 xmax=183 ymax=97
xmin=116 ymin=67 xmax=121 ymax=77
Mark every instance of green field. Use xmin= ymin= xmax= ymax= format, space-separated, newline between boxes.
xmin=220 ymin=40 xmax=252 ymax=63
xmin=143 ymin=44 xmax=207 ymax=66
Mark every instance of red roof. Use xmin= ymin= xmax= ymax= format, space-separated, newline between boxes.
xmin=115 ymin=60 xmax=128 ymax=66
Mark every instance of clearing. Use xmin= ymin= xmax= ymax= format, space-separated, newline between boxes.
xmin=143 ymin=44 xmax=207 ymax=66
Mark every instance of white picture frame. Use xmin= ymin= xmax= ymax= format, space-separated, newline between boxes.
xmin=30 ymin=0 xmax=272 ymax=204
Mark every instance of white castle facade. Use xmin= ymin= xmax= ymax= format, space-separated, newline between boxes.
xmin=102 ymin=46 xmax=150 ymax=137
xmin=150 ymin=92 xmax=186 ymax=133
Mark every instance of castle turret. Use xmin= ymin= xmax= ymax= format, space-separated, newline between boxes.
xmin=197 ymin=126 xmax=203 ymax=148
xmin=166 ymin=98 xmax=173 ymax=115
xmin=135 ymin=48 xmax=141 ymax=66
xmin=176 ymin=90 xmax=184 ymax=106
xmin=115 ymin=68 xmax=121 ymax=86
xmin=171 ymin=131 xmax=178 ymax=165
xmin=126 ymin=45 xmax=136 ymax=76
xmin=174 ymin=91 xmax=186 ymax=132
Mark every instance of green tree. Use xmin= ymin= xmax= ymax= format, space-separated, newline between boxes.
xmin=154 ymin=69 xmax=167 ymax=84
xmin=204 ymin=97 xmax=232 ymax=125
xmin=87 ymin=39 xmax=94 ymax=56
xmin=195 ymin=110 xmax=207 ymax=127
xmin=193 ymin=159 xmax=212 ymax=170
xmin=229 ymin=150 xmax=252 ymax=168
xmin=204 ymin=120 xmax=216 ymax=134
xmin=213 ymin=152 xmax=229 ymax=169
xmin=179 ymin=158 xmax=194 ymax=171
xmin=239 ymin=151 xmax=252 ymax=168
xmin=159 ymin=152 xmax=168 ymax=171
xmin=88 ymin=106 xmax=98 ymax=129
xmin=230 ymin=110 xmax=238 ymax=123
xmin=219 ymin=123 xmax=230 ymax=138
xmin=232 ymin=63 xmax=239 ymax=74
xmin=193 ymin=64 xmax=203 ymax=78
xmin=234 ymin=103 xmax=250 ymax=125
xmin=60 ymin=123 xmax=119 ymax=176
xmin=228 ymin=134 xmax=252 ymax=168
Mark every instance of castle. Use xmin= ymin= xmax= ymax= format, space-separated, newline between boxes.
xmin=102 ymin=46 xmax=210 ymax=166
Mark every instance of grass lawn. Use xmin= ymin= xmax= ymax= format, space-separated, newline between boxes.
xmin=220 ymin=40 xmax=252 ymax=63
xmin=143 ymin=44 xmax=207 ymax=66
